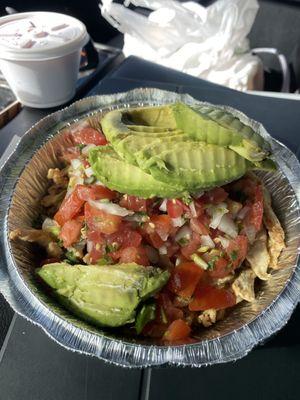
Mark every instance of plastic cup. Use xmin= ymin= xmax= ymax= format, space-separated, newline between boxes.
xmin=0 ymin=12 xmax=89 ymax=108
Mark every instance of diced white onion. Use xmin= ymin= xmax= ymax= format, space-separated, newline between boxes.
xmin=87 ymin=240 xmax=93 ymax=253
xmin=82 ymin=144 xmax=96 ymax=155
xmin=189 ymin=201 xmax=197 ymax=217
xmin=69 ymin=120 xmax=89 ymax=134
xmin=42 ymin=218 xmax=59 ymax=231
xmin=208 ymin=202 xmax=228 ymax=229
xmin=71 ymin=158 xmax=83 ymax=170
xmin=200 ymin=235 xmax=215 ymax=248
xmin=218 ymin=214 xmax=238 ymax=238
xmin=145 ymin=246 xmax=159 ymax=264
xmin=175 ymin=257 xmax=182 ymax=266
xmin=243 ymin=225 xmax=256 ymax=244
xmin=157 ymin=231 xmax=169 ymax=241
xmin=159 ymin=245 xmax=168 ymax=255
xmin=88 ymin=200 xmax=134 ymax=216
xmin=84 ymin=167 xmax=94 ymax=178
xmin=159 ymin=199 xmax=168 ymax=212
xmin=171 ymin=216 xmax=185 ymax=227
xmin=237 ymin=206 xmax=250 ymax=219
xmin=175 ymin=225 xmax=192 ymax=242
xmin=218 ymin=236 xmax=230 ymax=249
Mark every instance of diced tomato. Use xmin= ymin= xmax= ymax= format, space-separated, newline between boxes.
xmin=76 ymin=184 xmax=116 ymax=201
xmin=167 ymin=199 xmax=184 ymax=218
xmin=87 ymin=229 xmax=103 ymax=243
xmin=151 ymin=215 xmax=172 ymax=241
xmin=203 ymin=187 xmax=228 ymax=204
xmin=149 ymin=232 xmax=165 ymax=249
xmin=119 ymin=195 xmax=148 ymax=212
xmin=166 ymin=242 xmax=180 ymax=258
xmin=158 ymin=292 xmax=184 ymax=322
xmin=194 ymin=198 xmax=206 ymax=216
xmin=189 ymin=285 xmax=236 ymax=311
xmin=226 ymin=235 xmax=248 ymax=269
xmin=176 ymin=199 xmax=191 ymax=213
xmin=54 ymin=189 xmax=84 ymax=226
xmin=142 ymin=321 xmax=168 ymax=338
xmin=246 ymin=185 xmax=263 ymax=231
xmin=93 ymin=186 xmax=117 ymax=200
xmin=72 ymin=127 xmax=108 ymax=146
xmin=180 ymin=232 xmax=201 ymax=259
xmin=190 ymin=217 xmax=210 ymax=235
xmin=107 ymin=227 xmax=142 ymax=249
xmin=119 ymin=245 xmax=149 ymax=265
xmin=89 ymin=241 xmax=106 ymax=263
xmin=164 ymin=319 xmax=191 ymax=341
xmin=168 ymin=262 xmax=204 ymax=298
xmin=60 ymin=146 xmax=81 ymax=163
xmin=208 ymin=257 xmax=232 ymax=279
xmin=84 ymin=202 xmax=121 ymax=234
xmin=60 ymin=218 xmax=83 ymax=248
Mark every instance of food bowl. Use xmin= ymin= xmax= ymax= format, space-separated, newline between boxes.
xmin=0 ymin=88 xmax=300 ymax=367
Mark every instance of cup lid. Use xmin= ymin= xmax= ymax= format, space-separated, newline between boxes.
xmin=0 ymin=12 xmax=89 ymax=60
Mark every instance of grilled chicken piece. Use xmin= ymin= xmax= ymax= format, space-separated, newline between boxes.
xmin=9 ymin=228 xmax=63 ymax=258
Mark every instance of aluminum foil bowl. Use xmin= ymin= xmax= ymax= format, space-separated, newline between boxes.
xmin=0 ymin=88 xmax=300 ymax=368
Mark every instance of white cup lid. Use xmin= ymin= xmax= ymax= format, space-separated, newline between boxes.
xmin=0 ymin=12 xmax=89 ymax=60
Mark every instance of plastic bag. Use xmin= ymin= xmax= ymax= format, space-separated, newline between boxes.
xmin=100 ymin=0 xmax=263 ymax=91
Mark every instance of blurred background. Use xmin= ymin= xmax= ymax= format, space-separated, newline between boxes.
xmin=1 ymin=0 xmax=300 ymax=93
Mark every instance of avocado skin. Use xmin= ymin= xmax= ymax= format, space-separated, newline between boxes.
xmin=37 ymin=263 xmax=170 ymax=328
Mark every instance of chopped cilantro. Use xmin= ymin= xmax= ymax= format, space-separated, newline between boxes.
xmin=207 ymin=256 xmax=218 ymax=270
xmin=105 ymin=243 xmax=119 ymax=254
xmin=97 ymin=255 xmax=113 ymax=265
xmin=64 ymin=250 xmax=79 ymax=264
xmin=76 ymin=144 xmax=85 ymax=152
xmin=178 ymin=237 xmax=189 ymax=246
xmin=230 ymin=250 xmax=238 ymax=261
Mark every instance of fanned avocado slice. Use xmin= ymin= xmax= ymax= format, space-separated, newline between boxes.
xmin=144 ymin=142 xmax=252 ymax=190
xmin=89 ymin=146 xmax=187 ymax=198
xmin=37 ymin=262 xmax=170 ymax=328
xmin=100 ymin=103 xmax=270 ymax=163
xmin=117 ymin=133 xmax=190 ymax=165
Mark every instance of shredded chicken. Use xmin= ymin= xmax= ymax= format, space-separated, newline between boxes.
xmin=10 ymin=228 xmax=63 ymax=258
xmin=197 ymin=309 xmax=226 ymax=327
xmin=198 ymin=309 xmax=217 ymax=327
xmin=232 ymin=269 xmax=256 ymax=302
xmin=262 ymin=187 xmax=285 ymax=269
xmin=47 ymin=167 xmax=68 ymax=187
xmin=215 ymin=274 xmax=235 ymax=287
xmin=41 ymin=189 xmax=66 ymax=209
xmin=246 ymin=227 xmax=270 ymax=280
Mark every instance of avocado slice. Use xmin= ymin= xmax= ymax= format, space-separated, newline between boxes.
xmin=116 ymin=132 xmax=188 ymax=165
xmin=145 ymin=142 xmax=252 ymax=190
xmin=100 ymin=103 xmax=270 ymax=163
xmin=37 ymin=262 xmax=170 ymax=328
xmin=89 ymin=145 xmax=187 ymax=198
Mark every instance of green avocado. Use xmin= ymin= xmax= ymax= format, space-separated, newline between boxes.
xmin=37 ymin=262 xmax=170 ymax=328
xmin=117 ymin=133 xmax=189 ymax=165
xmin=146 ymin=142 xmax=252 ymax=190
xmin=89 ymin=145 xmax=187 ymax=198
xmin=100 ymin=103 xmax=270 ymax=163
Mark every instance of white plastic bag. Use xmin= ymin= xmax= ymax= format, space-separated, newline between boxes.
xmin=100 ymin=0 xmax=263 ymax=91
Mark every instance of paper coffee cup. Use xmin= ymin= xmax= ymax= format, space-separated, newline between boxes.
xmin=0 ymin=12 xmax=89 ymax=108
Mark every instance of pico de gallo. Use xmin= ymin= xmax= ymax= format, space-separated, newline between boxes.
xmin=30 ymin=121 xmax=269 ymax=344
